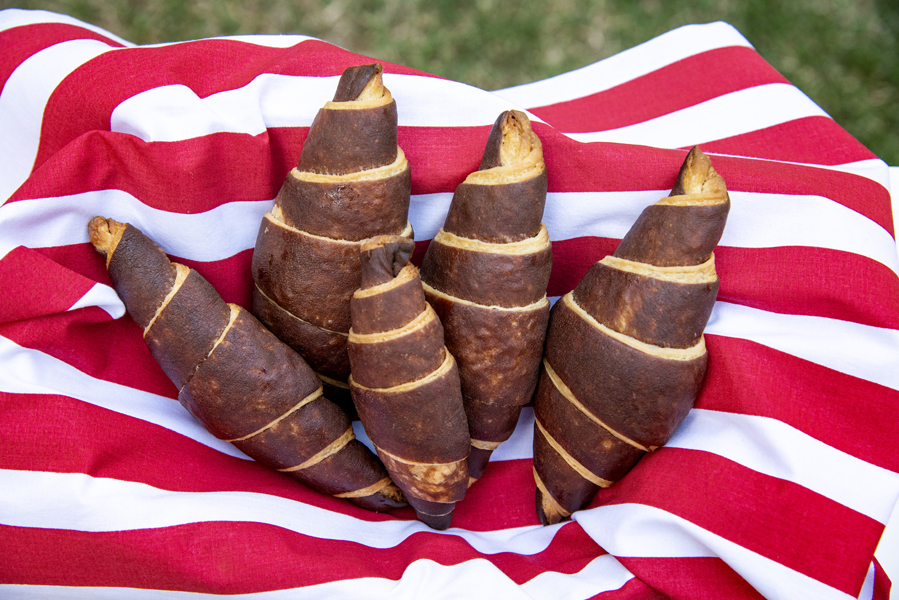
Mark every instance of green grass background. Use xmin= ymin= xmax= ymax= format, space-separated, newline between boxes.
xmin=3 ymin=0 xmax=898 ymax=165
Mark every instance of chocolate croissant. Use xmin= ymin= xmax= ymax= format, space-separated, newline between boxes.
xmin=251 ymin=63 xmax=412 ymax=409
xmin=88 ymin=216 xmax=406 ymax=512
xmin=419 ymin=110 xmax=552 ymax=484
xmin=532 ymin=147 xmax=730 ymax=525
xmin=348 ymin=236 xmax=470 ymax=530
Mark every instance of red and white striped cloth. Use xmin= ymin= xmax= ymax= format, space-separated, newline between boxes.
xmin=1 ymin=8 xmax=897 ymax=599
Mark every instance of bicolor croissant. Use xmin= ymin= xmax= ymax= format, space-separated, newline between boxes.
xmin=88 ymin=217 xmax=406 ymax=512
xmin=348 ymin=236 xmax=470 ymax=530
xmin=252 ymin=63 xmax=412 ymax=409
xmin=532 ymin=147 xmax=730 ymax=525
xmin=419 ymin=110 xmax=552 ymax=484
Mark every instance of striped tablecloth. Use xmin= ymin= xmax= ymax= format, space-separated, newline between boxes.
xmin=1 ymin=8 xmax=897 ymax=600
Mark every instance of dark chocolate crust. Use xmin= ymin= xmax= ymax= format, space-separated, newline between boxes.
xmin=425 ymin=289 xmax=549 ymax=409
xmin=572 ymin=261 xmax=719 ymax=349
xmin=477 ymin=111 xmax=509 ymax=171
xmin=533 ymin=428 xmax=599 ymax=522
xmin=358 ymin=235 xmax=416 ymax=289
xmin=544 ymin=296 xmax=707 ymax=448
xmin=144 ymin=269 xmax=232 ymax=391
xmin=107 ymin=224 xmax=177 ymax=329
xmin=290 ymin=438 xmax=395 ymax=503
xmin=252 ymin=213 xmax=362 ymax=333
xmin=177 ymin=307 xmax=323 ymax=441
xmin=442 ymin=170 xmax=547 ymax=243
xmin=251 ymin=284 xmax=351 ymax=382
xmin=331 ymin=63 xmax=383 ymax=102
xmin=297 ymin=101 xmax=398 ymax=176
xmin=419 ymin=237 xmax=552 ymax=308
xmin=350 ymin=359 xmax=470 ymax=464
xmin=614 ymin=198 xmax=731 ymax=267
xmin=350 ymin=269 xmax=427 ymax=335
xmin=378 ymin=450 xmax=468 ymax=506
xmin=232 ymin=395 xmax=347 ymax=469
xmin=347 ymin=313 xmax=447 ymax=389
xmin=276 ymin=165 xmax=411 ymax=242
xmin=533 ymin=365 xmax=644 ymax=483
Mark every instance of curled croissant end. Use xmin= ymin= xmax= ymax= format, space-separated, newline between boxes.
xmin=420 ymin=111 xmax=552 ymax=484
xmin=251 ymin=63 xmax=412 ymax=399
xmin=349 ymin=235 xmax=470 ymax=530
xmin=90 ymin=216 xmax=407 ymax=512
xmin=532 ymin=146 xmax=730 ymax=525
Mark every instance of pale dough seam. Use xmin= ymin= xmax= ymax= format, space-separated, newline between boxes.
xmin=224 ymin=387 xmax=324 ymax=443
xmin=349 ymin=349 xmax=454 ymax=394
xmin=565 ymin=293 xmax=706 ymax=361
xmin=333 ymin=477 xmax=393 ymax=499
xmin=421 ymin=281 xmax=550 ymax=312
xmin=433 ymin=223 xmax=550 ymax=256
xmin=255 ymin=283 xmax=348 ymax=338
xmin=533 ymin=467 xmax=571 ymax=519
xmin=143 ymin=263 xmax=190 ymax=338
xmin=534 ymin=418 xmax=613 ymax=488
xmin=278 ymin=426 xmax=355 ymax=472
xmin=543 ymin=359 xmax=650 ymax=453
xmin=347 ymin=302 xmax=437 ymax=344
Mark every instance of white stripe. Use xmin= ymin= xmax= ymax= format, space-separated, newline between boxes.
xmin=0 ymin=334 xmax=244 ymax=459
xmin=668 ymin=409 xmax=899 ymax=523
xmin=109 ymin=72 xmax=533 ymax=143
xmin=492 ymin=21 xmax=752 ymax=106
xmin=857 ymin=562 xmax=875 ymax=600
xmin=0 ymin=469 xmax=559 ymax=556
xmin=0 ymin=556 xmax=633 ymax=600
xmin=564 ymin=83 xmax=830 ymax=147
xmin=0 ymin=191 xmax=272 ymax=261
xmin=0 ymin=8 xmax=134 ymax=46
xmin=66 ymin=282 xmax=125 ymax=319
xmin=486 ymin=405 xmax=899 ymax=527
xmin=575 ymin=503 xmax=857 ymax=600
xmin=707 ymin=301 xmax=899 ymax=391
xmin=5 ymin=187 xmax=894 ymax=279
xmin=0 ymin=39 xmax=118 ymax=204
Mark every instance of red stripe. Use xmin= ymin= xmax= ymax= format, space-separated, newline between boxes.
xmin=528 ymin=46 xmax=788 ymax=133
xmin=545 ymin=238 xmax=899 ymax=331
xmin=0 ymin=22 xmax=123 ymax=92
xmin=874 ymin=558 xmax=893 ymax=600
xmin=615 ymin=556 xmax=766 ymax=600
xmin=33 ymin=38 xmax=436 ymax=171
xmin=10 ymin=123 xmax=893 ymax=239
xmin=0 ymin=246 xmax=95 ymax=323
xmin=7 ymin=240 xmax=897 ymax=403
xmin=0 ymin=390 xmax=545 ymax=531
xmin=700 ymin=336 xmax=899 ymax=474
xmin=692 ymin=116 xmax=879 ymax=166
xmin=0 ymin=519 xmax=603 ymax=592
xmin=592 ymin=448 xmax=882 ymax=596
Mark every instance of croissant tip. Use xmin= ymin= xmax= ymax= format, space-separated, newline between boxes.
xmin=332 ymin=62 xmax=387 ymax=102
xmin=415 ymin=509 xmax=454 ymax=531
xmin=670 ymin=145 xmax=725 ymax=197
xmin=87 ymin=216 xmax=124 ymax=255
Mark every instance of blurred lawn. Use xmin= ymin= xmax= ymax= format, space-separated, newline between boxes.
xmin=4 ymin=0 xmax=898 ymax=165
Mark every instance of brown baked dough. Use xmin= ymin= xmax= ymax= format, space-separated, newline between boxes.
xmin=251 ymin=63 xmax=412 ymax=397
xmin=532 ymin=146 xmax=730 ymax=525
xmin=419 ymin=110 xmax=552 ymax=484
xmin=348 ymin=236 xmax=470 ymax=530
xmin=88 ymin=216 xmax=406 ymax=512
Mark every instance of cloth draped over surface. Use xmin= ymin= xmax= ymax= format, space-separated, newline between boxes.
xmin=0 ymin=8 xmax=897 ymax=600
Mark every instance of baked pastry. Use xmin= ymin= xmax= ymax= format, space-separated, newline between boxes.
xmin=419 ymin=110 xmax=552 ymax=484
xmin=348 ymin=236 xmax=470 ymax=530
xmin=532 ymin=146 xmax=730 ymax=524
xmin=88 ymin=216 xmax=406 ymax=512
xmin=251 ymin=63 xmax=412 ymax=410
